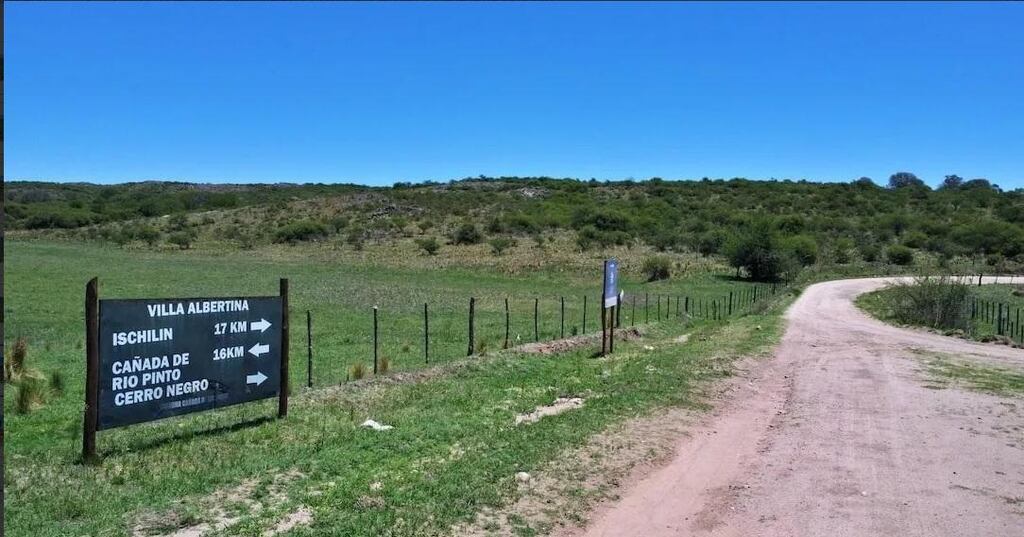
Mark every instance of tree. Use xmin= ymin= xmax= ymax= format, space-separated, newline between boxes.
xmin=939 ymin=175 xmax=963 ymax=190
xmin=888 ymin=172 xmax=926 ymax=189
xmin=853 ymin=177 xmax=875 ymax=187
xmin=724 ymin=222 xmax=795 ymax=282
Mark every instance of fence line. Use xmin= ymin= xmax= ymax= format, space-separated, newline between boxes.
xmin=303 ymin=281 xmax=784 ymax=386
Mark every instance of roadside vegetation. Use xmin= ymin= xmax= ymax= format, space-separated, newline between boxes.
xmin=912 ymin=351 xmax=1024 ymax=398
xmin=858 ymin=278 xmax=1024 ymax=345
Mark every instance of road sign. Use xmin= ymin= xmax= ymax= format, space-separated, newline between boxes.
xmin=96 ymin=296 xmax=283 ymax=430
xmin=604 ymin=258 xmax=619 ymax=308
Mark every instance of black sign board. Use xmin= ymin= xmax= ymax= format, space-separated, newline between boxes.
xmin=97 ymin=296 xmax=283 ymax=430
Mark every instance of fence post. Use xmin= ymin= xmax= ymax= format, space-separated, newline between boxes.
xmin=617 ymin=295 xmax=622 ymax=328
xmin=998 ymin=304 xmax=1004 ymax=336
xmin=561 ymin=296 xmax=565 ymax=338
xmin=601 ymin=293 xmax=607 ymax=355
xmin=534 ymin=298 xmax=539 ymax=342
xmin=684 ymin=296 xmax=689 ymax=315
xmin=424 ymin=303 xmax=430 ymax=363
xmin=657 ymin=295 xmax=661 ymax=321
xmin=83 ymin=277 xmax=99 ymax=464
xmin=728 ymin=291 xmax=733 ymax=316
xmin=468 ymin=297 xmax=476 ymax=356
xmin=631 ymin=295 xmax=636 ymax=327
xmin=609 ymin=305 xmax=616 ymax=353
xmin=306 ymin=310 xmax=313 ymax=388
xmin=279 ymin=278 xmax=290 ymax=418
xmin=504 ymin=298 xmax=510 ymax=349
xmin=373 ymin=305 xmax=379 ymax=374
xmin=645 ymin=293 xmax=649 ymax=323
xmin=583 ymin=295 xmax=588 ymax=333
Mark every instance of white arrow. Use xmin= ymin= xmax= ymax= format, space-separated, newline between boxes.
xmin=249 ymin=318 xmax=272 ymax=333
xmin=248 ymin=343 xmax=270 ymax=357
xmin=246 ymin=372 xmax=268 ymax=386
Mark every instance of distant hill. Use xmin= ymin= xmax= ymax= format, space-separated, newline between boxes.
xmin=7 ymin=176 xmax=1024 ymax=268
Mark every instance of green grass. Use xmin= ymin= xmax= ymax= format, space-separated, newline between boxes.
xmin=913 ymin=351 xmax=1024 ymax=397
xmin=4 ymin=238 xmax=790 ymax=536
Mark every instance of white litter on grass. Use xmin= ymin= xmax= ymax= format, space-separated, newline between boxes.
xmin=643 ymin=345 xmax=655 ymax=351
xmin=515 ymin=472 xmax=531 ymax=484
xmin=360 ymin=419 xmax=393 ymax=431
xmin=515 ymin=397 xmax=585 ymax=425
xmin=674 ymin=334 xmax=690 ymax=344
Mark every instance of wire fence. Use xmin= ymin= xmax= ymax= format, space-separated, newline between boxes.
xmin=299 ymin=282 xmax=784 ymax=387
xmin=969 ymin=295 xmax=1023 ymax=344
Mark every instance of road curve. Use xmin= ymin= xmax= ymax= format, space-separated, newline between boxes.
xmin=570 ymin=277 xmax=1024 ymax=537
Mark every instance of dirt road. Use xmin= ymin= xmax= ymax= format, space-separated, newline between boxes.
xmin=571 ymin=277 xmax=1024 ymax=537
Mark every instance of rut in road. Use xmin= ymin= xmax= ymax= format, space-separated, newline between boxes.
xmin=565 ymin=277 xmax=1024 ymax=537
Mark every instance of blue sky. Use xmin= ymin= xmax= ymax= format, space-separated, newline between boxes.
xmin=6 ymin=2 xmax=1023 ymax=188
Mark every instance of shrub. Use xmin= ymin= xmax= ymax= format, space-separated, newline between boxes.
xmin=695 ymin=230 xmax=727 ymax=255
xmin=415 ymin=237 xmax=441 ymax=256
xmin=274 ymin=220 xmax=329 ymax=243
xmin=902 ymin=231 xmax=929 ymax=249
xmin=783 ymin=235 xmax=818 ymax=266
xmin=860 ymin=242 xmax=881 ymax=263
xmin=884 ymin=276 xmax=970 ymax=330
xmin=452 ymin=222 xmax=483 ymax=245
xmin=346 ymin=227 xmax=365 ymax=250
xmin=886 ymin=244 xmax=914 ymax=265
xmin=167 ymin=231 xmax=196 ymax=250
xmin=642 ymin=256 xmax=672 ymax=282
xmin=488 ymin=237 xmax=517 ymax=256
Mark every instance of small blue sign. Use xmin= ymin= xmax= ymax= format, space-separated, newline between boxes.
xmin=604 ymin=259 xmax=619 ymax=308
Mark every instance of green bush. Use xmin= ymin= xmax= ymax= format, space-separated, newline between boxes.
xmin=642 ymin=256 xmax=672 ymax=281
xmin=415 ymin=237 xmax=440 ymax=256
xmin=886 ymin=244 xmax=914 ymax=265
xmin=488 ymin=237 xmax=517 ymax=256
xmin=274 ymin=220 xmax=329 ymax=243
xmin=452 ymin=223 xmax=483 ymax=245
xmin=783 ymin=235 xmax=818 ymax=266
xmin=883 ymin=276 xmax=970 ymax=330
xmin=167 ymin=230 xmax=197 ymax=250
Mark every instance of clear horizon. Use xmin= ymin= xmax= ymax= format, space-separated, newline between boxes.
xmin=6 ymin=2 xmax=1023 ymax=188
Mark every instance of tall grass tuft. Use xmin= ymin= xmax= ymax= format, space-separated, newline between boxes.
xmin=49 ymin=370 xmax=66 ymax=395
xmin=350 ymin=362 xmax=367 ymax=380
xmin=885 ymin=275 xmax=971 ymax=330
xmin=5 ymin=337 xmax=28 ymax=382
xmin=16 ymin=377 xmax=47 ymax=414
xmin=378 ymin=356 xmax=391 ymax=374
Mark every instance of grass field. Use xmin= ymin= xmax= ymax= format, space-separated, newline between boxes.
xmin=3 ymin=238 xmax=790 ymax=536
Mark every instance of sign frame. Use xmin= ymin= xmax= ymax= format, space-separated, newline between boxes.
xmin=82 ymin=278 xmax=290 ymax=462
